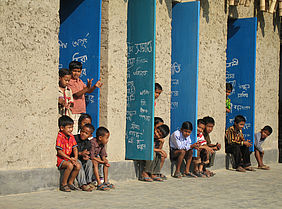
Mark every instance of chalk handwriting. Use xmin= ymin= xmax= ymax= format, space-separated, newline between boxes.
xmin=136 ymin=57 xmax=148 ymax=65
xmin=233 ymin=105 xmax=251 ymax=111
xmin=137 ymin=144 xmax=146 ymax=151
xmin=59 ymin=40 xmax=67 ymax=49
xmin=128 ymin=137 xmax=134 ymax=144
xmin=135 ymin=41 xmax=153 ymax=55
xmin=238 ymin=84 xmax=250 ymax=91
xmin=133 ymin=67 xmax=148 ymax=76
xmin=243 ymin=123 xmax=251 ymax=130
xmin=126 ymin=110 xmax=136 ymax=121
xmin=72 ymin=52 xmax=88 ymax=63
xmin=171 ymin=102 xmax=179 ymax=109
xmin=140 ymin=90 xmax=150 ymax=96
xmin=140 ymin=99 xmax=146 ymax=106
xmin=226 ymin=58 xmax=239 ymax=68
xmin=81 ymin=68 xmax=87 ymax=76
xmin=140 ymin=107 xmax=148 ymax=113
xmin=226 ymin=73 xmax=235 ymax=79
xmin=130 ymin=122 xmax=140 ymax=130
xmin=129 ymin=131 xmax=143 ymax=139
xmin=127 ymin=81 xmax=135 ymax=103
xmin=58 ymin=64 xmax=63 ymax=69
xmin=86 ymin=95 xmax=95 ymax=104
xmin=171 ymin=62 xmax=181 ymax=75
xmin=139 ymin=115 xmax=151 ymax=121
xmin=171 ymin=91 xmax=179 ymax=97
xmin=71 ymin=33 xmax=89 ymax=48
xmin=127 ymin=58 xmax=135 ymax=69
xmin=238 ymin=91 xmax=248 ymax=98
xmin=171 ymin=79 xmax=179 ymax=85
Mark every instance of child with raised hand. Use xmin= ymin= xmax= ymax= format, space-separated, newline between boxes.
xmin=254 ymin=125 xmax=273 ymax=170
xmin=170 ymin=121 xmax=199 ymax=178
xmin=225 ymin=115 xmax=254 ymax=172
xmin=75 ymin=124 xmax=95 ymax=192
xmin=68 ymin=61 xmax=103 ymax=134
xmin=90 ymin=127 xmax=113 ymax=191
xmin=226 ymin=83 xmax=233 ymax=113
xmin=56 ymin=116 xmax=81 ymax=192
xmin=141 ymin=124 xmax=170 ymax=182
xmin=58 ymin=68 xmax=74 ymax=117
xmin=193 ymin=119 xmax=214 ymax=177
xmin=78 ymin=113 xmax=92 ymax=134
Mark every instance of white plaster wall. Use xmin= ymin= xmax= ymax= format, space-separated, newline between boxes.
xmin=0 ymin=0 xmax=59 ymax=169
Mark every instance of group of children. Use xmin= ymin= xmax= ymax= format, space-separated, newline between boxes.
xmin=139 ymin=82 xmax=273 ymax=181
xmin=57 ymin=61 xmax=113 ymax=192
xmin=56 ymin=61 xmax=273 ymax=191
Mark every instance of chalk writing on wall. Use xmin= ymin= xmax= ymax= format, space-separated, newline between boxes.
xmin=226 ymin=18 xmax=257 ymax=152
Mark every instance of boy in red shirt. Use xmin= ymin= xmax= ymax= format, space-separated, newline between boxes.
xmin=68 ymin=61 xmax=103 ymax=134
xmin=56 ymin=116 xmax=81 ymax=192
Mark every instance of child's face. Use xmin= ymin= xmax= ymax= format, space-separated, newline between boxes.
xmin=98 ymin=132 xmax=110 ymax=145
xmin=80 ymin=126 xmax=93 ymax=141
xmin=261 ymin=130 xmax=271 ymax=139
xmin=205 ymin=123 xmax=214 ymax=134
xmin=181 ymin=128 xmax=192 ymax=138
xmin=155 ymin=89 xmax=162 ymax=99
xmin=71 ymin=68 xmax=82 ymax=80
xmin=60 ymin=124 xmax=74 ymax=136
xmin=154 ymin=128 xmax=163 ymax=139
xmin=235 ymin=121 xmax=245 ymax=130
xmin=59 ymin=75 xmax=71 ymax=88
xmin=226 ymin=90 xmax=231 ymax=97
xmin=81 ymin=118 xmax=92 ymax=128
xmin=197 ymin=123 xmax=205 ymax=135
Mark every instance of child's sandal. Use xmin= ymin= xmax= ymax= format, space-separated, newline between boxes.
xmin=97 ymin=184 xmax=110 ymax=191
xmin=159 ymin=174 xmax=167 ymax=180
xmin=81 ymin=185 xmax=92 ymax=192
xmin=60 ymin=185 xmax=71 ymax=192
xmin=173 ymin=172 xmax=182 ymax=178
xmin=152 ymin=176 xmax=164 ymax=182
xmin=68 ymin=184 xmax=81 ymax=191
xmin=104 ymin=182 xmax=115 ymax=189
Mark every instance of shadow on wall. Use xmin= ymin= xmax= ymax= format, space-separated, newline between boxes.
xmin=254 ymin=0 xmax=265 ymax=37
xmin=59 ymin=0 xmax=84 ymax=23
xmin=200 ymin=0 xmax=210 ymax=23
xmin=159 ymin=0 xmax=172 ymax=18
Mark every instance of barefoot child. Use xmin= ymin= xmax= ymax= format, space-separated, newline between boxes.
xmin=141 ymin=124 xmax=170 ymax=182
xmin=225 ymin=115 xmax=254 ymax=172
xmin=90 ymin=127 xmax=114 ymax=191
xmin=75 ymin=124 xmax=95 ymax=191
xmin=170 ymin=121 xmax=199 ymax=178
xmin=56 ymin=116 xmax=81 ymax=192
xmin=58 ymin=68 xmax=74 ymax=117
xmin=254 ymin=125 xmax=273 ymax=170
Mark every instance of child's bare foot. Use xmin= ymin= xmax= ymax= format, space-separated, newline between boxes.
xmin=258 ymin=165 xmax=270 ymax=170
xmin=173 ymin=171 xmax=182 ymax=178
xmin=245 ymin=166 xmax=255 ymax=171
xmin=236 ymin=166 xmax=246 ymax=172
xmin=60 ymin=185 xmax=71 ymax=192
xmin=81 ymin=184 xmax=92 ymax=192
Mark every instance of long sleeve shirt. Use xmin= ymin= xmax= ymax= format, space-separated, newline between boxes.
xmin=225 ymin=125 xmax=245 ymax=145
xmin=169 ymin=130 xmax=191 ymax=151
xmin=254 ymin=132 xmax=265 ymax=152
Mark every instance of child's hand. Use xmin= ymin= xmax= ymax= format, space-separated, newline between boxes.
xmin=216 ymin=143 xmax=221 ymax=150
xmin=58 ymin=97 xmax=65 ymax=105
xmin=70 ymin=157 xmax=77 ymax=166
xmin=83 ymin=155 xmax=90 ymax=161
xmin=160 ymin=150 xmax=167 ymax=158
xmin=105 ymin=163 xmax=110 ymax=167
xmin=94 ymin=79 xmax=103 ymax=88
xmin=243 ymin=141 xmax=252 ymax=147
xmin=87 ymin=78 xmax=93 ymax=88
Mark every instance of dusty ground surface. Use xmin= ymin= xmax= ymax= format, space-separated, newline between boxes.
xmin=1 ymin=163 xmax=282 ymax=209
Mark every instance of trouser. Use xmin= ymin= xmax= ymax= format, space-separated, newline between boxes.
xmin=144 ymin=152 xmax=161 ymax=175
xmin=76 ymin=159 xmax=93 ymax=187
xmin=226 ymin=144 xmax=251 ymax=169
xmin=206 ymin=152 xmax=216 ymax=168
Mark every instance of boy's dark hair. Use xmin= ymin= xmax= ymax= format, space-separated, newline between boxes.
xmin=226 ymin=83 xmax=233 ymax=91
xmin=197 ymin=119 xmax=206 ymax=126
xmin=96 ymin=127 xmax=110 ymax=138
xmin=181 ymin=121 xmax=193 ymax=131
xmin=69 ymin=61 xmax=82 ymax=71
xmin=82 ymin=123 xmax=95 ymax=133
xmin=234 ymin=115 xmax=246 ymax=124
xmin=154 ymin=117 xmax=164 ymax=126
xmin=203 ymin=116 xmax=215 ymax=125
xmin=58 ymin=115 xmax=74 ymax=127
xmin=157 ymin=124 xmax=170 ymax=138
xmin=59 ymin=68 xmax=71 ymax=78
xmin=155 ymin=83 xmax=162 ymax=91
xmin=78 ymin=113 xmax=92 ymax=130
xmin=262 ymin=125 xmax=273 ymax=134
